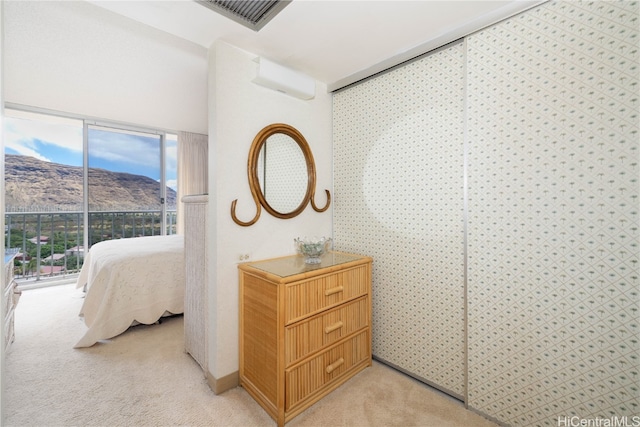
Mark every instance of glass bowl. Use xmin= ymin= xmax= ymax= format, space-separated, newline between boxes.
xmin=294 ymin=237 xmax=332 ymax=264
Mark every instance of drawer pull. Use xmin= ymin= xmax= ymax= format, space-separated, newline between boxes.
xmin=324 ymin=286 xmax=344 ymax=296
xmin=325 ymin=358 xmax=344 ymax=374
xmin=324 ymin=321 xmax=344 ymax=334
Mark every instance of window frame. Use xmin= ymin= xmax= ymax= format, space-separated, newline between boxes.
xmin=4 ymin=103 xmax=178 ymax=280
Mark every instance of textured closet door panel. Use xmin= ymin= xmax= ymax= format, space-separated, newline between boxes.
xmin=466 ymin=1 xmax=639 ymax=425
xmin=333 ymin=43 xmax=466 ymax=397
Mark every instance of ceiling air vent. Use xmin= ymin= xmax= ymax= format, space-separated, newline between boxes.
xmin=196 ymin=0 xmax=291 ymax=31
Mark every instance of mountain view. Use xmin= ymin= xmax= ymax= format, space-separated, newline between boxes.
xmin=5 ymin=154 xmax=176 ymax=212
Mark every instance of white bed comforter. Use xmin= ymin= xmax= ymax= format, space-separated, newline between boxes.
xmin=74 ymin=235 xmax=185 ymax=348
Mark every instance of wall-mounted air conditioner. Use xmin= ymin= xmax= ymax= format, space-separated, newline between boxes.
xmin=252 ymin=57 xmax=315 ymax=100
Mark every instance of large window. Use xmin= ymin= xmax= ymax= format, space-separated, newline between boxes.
xmin=4 ymin=107 xmax=178 ymax=285
xmin=4 ymin=109 xmax=84 ymax=211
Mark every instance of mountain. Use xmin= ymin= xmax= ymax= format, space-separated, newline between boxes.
xmin=5 ymin=154 xmax=177 ymax=212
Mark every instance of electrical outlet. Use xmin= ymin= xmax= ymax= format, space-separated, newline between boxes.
xmin=238 ymin=253 xmax=251 ymax=262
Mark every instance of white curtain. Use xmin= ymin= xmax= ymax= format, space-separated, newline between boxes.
xmin=177 ymin=131 xmax=208 ymax=234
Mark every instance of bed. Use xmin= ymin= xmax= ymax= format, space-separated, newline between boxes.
xmin=74 ymin=234 xmax=185 ymax=348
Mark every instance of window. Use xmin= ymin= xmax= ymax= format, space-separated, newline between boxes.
xmin=4 ymin=107 xmax=178 ymax=285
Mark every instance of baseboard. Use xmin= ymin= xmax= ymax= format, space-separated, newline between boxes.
xmin=206 ymin=370 xmax=239 ymax=394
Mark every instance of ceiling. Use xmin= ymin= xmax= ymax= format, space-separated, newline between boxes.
xmin=88 ymin=0 xmax=543 ymax=91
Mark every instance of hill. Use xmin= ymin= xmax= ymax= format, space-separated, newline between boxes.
xmin=5 ymin=154 xmax=176 ymax=212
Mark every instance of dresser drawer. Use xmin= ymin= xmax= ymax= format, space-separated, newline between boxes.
xmin=284 ymin=265 xmax=369 ymax=324
xmin=285 ymin=296 xmax=368 ymax=366
xmin=285 ymin=329 xmax=369 ymax=411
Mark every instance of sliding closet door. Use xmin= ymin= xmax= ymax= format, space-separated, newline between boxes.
xmin=466 ymin=1 xmax=639 ymax=425
xmin=335 ymin=2 xmax=638 ymax=425
xmin=333 ymin=43 xmax=466 ymax=397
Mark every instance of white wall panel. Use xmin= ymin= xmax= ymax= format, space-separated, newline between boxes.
xmin=334 ymin=43 xmax=467 ymax=397
xmin=3 ymin=1 xmax=208 ymax=134
xmin=466 ymin=1 xmax=639 ymax=425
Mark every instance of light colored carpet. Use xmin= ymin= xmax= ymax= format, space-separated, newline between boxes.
xmin=4 ymin=284 xmax=497 ymax=427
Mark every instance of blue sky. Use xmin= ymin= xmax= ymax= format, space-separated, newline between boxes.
xmin=4 ymin=110 xmax=178 ymax=190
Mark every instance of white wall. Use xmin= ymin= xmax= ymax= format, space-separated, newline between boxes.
xmin=0 ymin=2 xmax=5 ymax=421
xmin=3 ymin=1 xmax=207 ymax=134
xmin=207 ymin=40 xmax=333 ymax=379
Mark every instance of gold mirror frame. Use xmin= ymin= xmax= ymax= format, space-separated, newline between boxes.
xmin=231 ymin=123 xmax=331 ymax=226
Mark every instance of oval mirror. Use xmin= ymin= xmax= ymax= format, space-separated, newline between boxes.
xmin=257 ymin=132 xmax=308 ymax=214
xmin=231 ymin=123 xmax=330 ymax=226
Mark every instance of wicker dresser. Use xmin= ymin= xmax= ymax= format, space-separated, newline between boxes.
xmin=239 ymin=251 xmax=372 ymax=426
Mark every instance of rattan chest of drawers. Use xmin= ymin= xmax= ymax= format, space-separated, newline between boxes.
xmin=239 ymin=251 xmax=372 ymax=426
